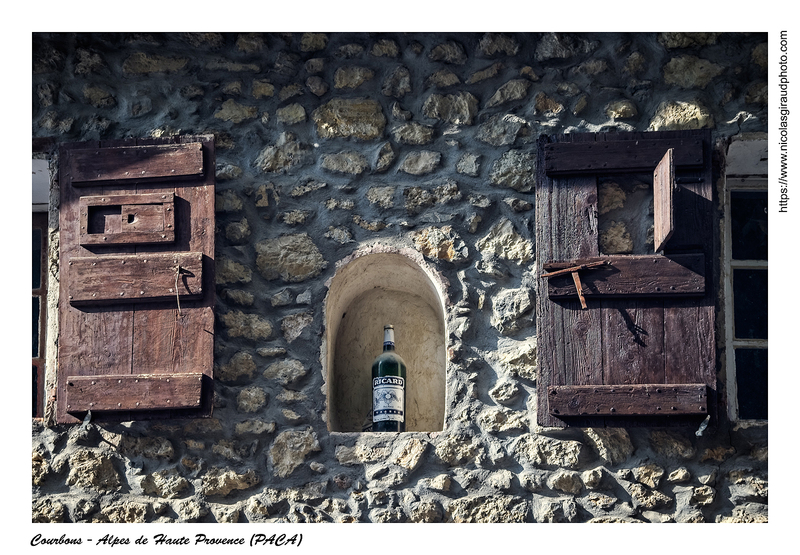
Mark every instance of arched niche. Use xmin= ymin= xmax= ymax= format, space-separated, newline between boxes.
xmin=324 ymin=249 xmax=446 ymax=432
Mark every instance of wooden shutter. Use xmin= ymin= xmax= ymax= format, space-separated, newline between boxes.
xmin=56 ymin=136 xmax=215 ymax=424
xmin=535 ymin=130 xmax=715 ymax=427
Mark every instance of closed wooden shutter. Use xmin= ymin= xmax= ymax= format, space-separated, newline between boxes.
xmin=56 ymin=136 xmax=215 ymax=424
xmin=535 ymin=130 xmax=715 ymax=427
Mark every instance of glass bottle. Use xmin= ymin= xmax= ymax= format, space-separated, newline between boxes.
xmin=371 ymin=325 xmax=407 ymax=432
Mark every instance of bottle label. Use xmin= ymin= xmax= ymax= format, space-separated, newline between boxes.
xmin=372 ymin=376 xmax=405 ymax=423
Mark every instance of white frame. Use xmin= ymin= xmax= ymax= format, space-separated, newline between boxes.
xmin=722 ymin=174 xmax=768 ymax=421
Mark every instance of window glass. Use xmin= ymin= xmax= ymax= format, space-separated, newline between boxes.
xmin=33 ymin=228 xmax=42 ymax=289
xmin=735 ymin=348 xmax=768 ymax=420
xmin=731 ymin=191 xmax=767 ymax=260
xmin=32 ymin=297 xmax=40 ymax=358
xmin=733 ymin=269 xmax=768 ymax=339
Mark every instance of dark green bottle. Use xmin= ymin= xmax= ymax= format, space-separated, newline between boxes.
xmin=371 ymin=325 xmax=407 ymax=432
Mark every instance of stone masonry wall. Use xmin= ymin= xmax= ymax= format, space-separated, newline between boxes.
xmin=32 ymin=32 xmax=768 ymax=523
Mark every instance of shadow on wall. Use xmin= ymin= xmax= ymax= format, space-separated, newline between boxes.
xmin=324 ymin=248 xmax=446 ymax=432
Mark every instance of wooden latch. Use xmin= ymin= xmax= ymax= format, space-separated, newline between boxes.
xmin=541 ymin=260 xmax=609 ymax=309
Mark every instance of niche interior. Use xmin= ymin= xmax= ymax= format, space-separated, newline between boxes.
xmin=324 ymin=250 xmax=446 ymax=432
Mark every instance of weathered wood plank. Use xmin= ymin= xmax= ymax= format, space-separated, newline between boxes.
xmin=79 ymin=192 xmax=175 ymax=246
xmin=66 ymin=142 xmax=204 ymax=184
xmin=543 ymin=136 xmax=704 ymax=175
xmin=602 ymin=299 xmax=665 ymax=386
xmin=57 ymin=136 xmax=216 ymax=424
xmin=653 ymin=148 xmax=675 ymax=252
xmin=130 ymin=136 xmax=216 ymax=420
xmin=536 ymin=130 xmax=714 ymax=428
xmin=67 ymin=252 xmax=203 ymax=305
xmin=548 ymin=384 xmax=708 ymax=416
xmin=64 ymin=373 xmax=204 ymax=412
xmin=544 ymin=254 xmax=705 ymax=298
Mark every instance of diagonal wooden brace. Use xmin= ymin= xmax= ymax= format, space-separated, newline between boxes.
xmin=571 ymin=271 xmax=587 ymax=309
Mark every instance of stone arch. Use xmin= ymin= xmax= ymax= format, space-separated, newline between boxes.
xmin=323 ymin=247 xmax=447 ymax=432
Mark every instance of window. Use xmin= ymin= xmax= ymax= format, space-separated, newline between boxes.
xmin=535 ymin=130 xmax=714 ymax=428
xmin=55 ymin=136 xmax=216 ymax=424
xmin=723 ymin=175 xmax=767 ymax=421
xmin=33 ymin=213 xmax=47 ymax=418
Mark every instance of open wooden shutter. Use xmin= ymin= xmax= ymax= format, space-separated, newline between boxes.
xmin=535 ymin=130 xmax=715 ymax=427
xmin=56 ymin=136 xmax=215 ymax=424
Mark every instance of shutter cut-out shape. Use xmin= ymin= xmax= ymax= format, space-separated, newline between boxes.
xmin=56 ymin=136 xmax=215 ymax=424
xmin=536 ymin=130 xmax=714 ymax=428
xmin=79 ymin=193 xmax=176 ymax=246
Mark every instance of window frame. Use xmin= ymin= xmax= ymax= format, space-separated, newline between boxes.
xmin=722 ymin=175 xmax=768 ymax=422
xmin=32 ymin=212 xmax=48 ymax=419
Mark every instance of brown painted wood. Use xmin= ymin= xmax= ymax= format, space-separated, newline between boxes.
xmin=79 ymin=192 xmax=175 ymax=245
xmin=67 ymin=252 xmax=203 ymax=305
xmin=57 ymin=136 xmax=215 ymax=424
xmin=602 ymin=298 xmax=665 ymax=387
xmin=653 ymin=148 xmax=675 ymax=252
xmin=548 ymin=384 xmax=708 ymax=416
xmin=66 ymin=142 xmax=204 ymax=184
xmin=64 ymin=373 xmax=203 ymax=412
xmin=536 ymin=132 xmax=602 ymax=427
xmin=543 ymin=136 xmax=704 ymax=175
xmin=536 ymin=130 xmax=715 ymax=428
xmin=131 ymin=136 xmax=215 ymax=408
xmin=544 ymin=254 xmax=705 ymax=298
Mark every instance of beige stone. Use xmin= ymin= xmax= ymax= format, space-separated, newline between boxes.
xmin=202 ymin=467 xmax=260 ymax=496
xmin=399 ymin=150 xmax=441 ymax=175
xmin=486 ymin=79 xmax=531 ymax=108
xmin=269 ymin=428 xmax=321 ymax=478
xmin=255 ymin=233 xmax=327 ymax=283
xmin=422 ymin=92 xmax=479 ymax=125
xmin=122 ymin=52 xmax=188 ymax=74
xmin=220 ymin=310 xmax=273 ymax=340
xmin=476 ymin=218 xmax=533 ymax=263
xmin=255 ymin=132 xmax=312 ymax=172
xmin=96 ymin=502 xmax=149 ymax=523
xmin=600 ymin=221 xmax=634 ymax=254
xmin=584 ymin=428 xmax=633 ymax=465
xmin=393 ymin=438 xmax=428 ymax=471
xmin=214 ymin=99 xmax=257 ymax=123
xmin=411 ymin=225 xmax=467 ymax=262
xmin=141 ymin=468 xmax=190 ymax=499
xmin=649 ymin=99 xmax=714 ymax=131
xmin=516 ymin=435 xmax=584 ymax=469
xmin=664 ymin=55 xmax=723 ymax=89
xmin=549 ymin=470 xmax=583 ymax=494
xmin=605 ymin=99 xmax=638 ymax=119
xmin=217 ymin=351 xmax=256 ymax=383
xmin=66 ymin=449 xmax=121 ymax=492
xmin=264 ymin=359 xmax=307 ymax=386
xmin=633 ymin=464 xmax=665 ymax=489
xmin=334 ymin=66 xmax=374 ymax=89
xmin=312 ymin=98 xmax=386 ymax=140
xmin=489 ymin=149 xmax=536 ymax=192
xmin=448 ymin=495 xmax=528 ymax=523
xmin=215 ymin=257 xmax=252 ymax=285
xmin=276 ymin=103 xmax=306 ymax=124
xmin=321 ymin=151 xmax=369 ymax=175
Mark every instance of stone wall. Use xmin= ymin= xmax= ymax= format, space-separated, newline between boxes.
xmin=32 ymin=32 xmax=768 ymax=523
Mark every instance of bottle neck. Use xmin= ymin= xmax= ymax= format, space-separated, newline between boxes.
xmin=383 ymin=326 xmax=395 ymax=352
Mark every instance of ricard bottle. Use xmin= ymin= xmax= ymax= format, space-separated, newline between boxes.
xmin=371 ymin=325 xmax=407 ymax=432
